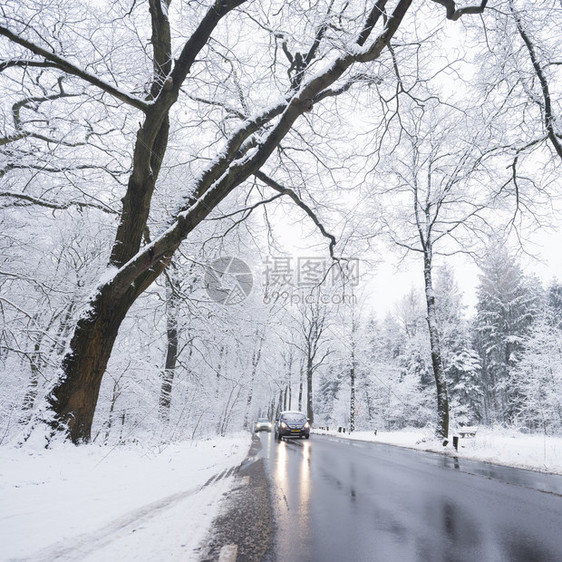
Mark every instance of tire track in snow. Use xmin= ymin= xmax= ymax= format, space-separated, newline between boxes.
xmin=13 ymin=469 xmax=235 ymax=562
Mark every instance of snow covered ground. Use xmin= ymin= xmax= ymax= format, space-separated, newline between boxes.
xmin=314 ymin=426 xmax=562 ymax=475
xmin=0 ymin=433 xmax=249 ymax=562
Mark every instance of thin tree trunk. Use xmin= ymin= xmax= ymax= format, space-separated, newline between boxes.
xmin=20 ymin=339 xmax=42 ymax=420
xmin=159 ymin=277 xmax=179 ymax=422
xmin=243 ymin=330 xmax=264 ymax=429
xmin=349 ymin=312 xmax=357 ymax=433
xmin=298 ymin=371 xmax=303 ymax=412
xmin=364 ymin=388 xmax=374 ymax=422
xmin=423 ymin=252 xmax=449 ymax=439
xmin=282 ymin=348 xmax=293 ymax=412
xmin=306 ymin=353 xmax=314 ymax=424
xmin=104 ymin=377 xmax=121 ymax=443
xmin=350 ymin=357 xmax=356 ymax=433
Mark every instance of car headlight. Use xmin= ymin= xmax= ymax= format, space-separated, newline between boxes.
xmin=280 ymin=422 xmax=287 ymax=429
xmin=304 ymin=422 xmax=310 ymax=429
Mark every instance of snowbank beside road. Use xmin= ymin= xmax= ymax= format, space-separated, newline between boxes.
xmin=313 ymin=427 xmax=562 ymax=475
xmin=0 ymin=434 xmax=249 ymax=561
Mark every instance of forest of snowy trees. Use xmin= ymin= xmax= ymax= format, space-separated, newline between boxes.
xmin=1 ymin=0 xmax=562 ymax=445
xmin=317 ymin=255 xmax=562 ymax=436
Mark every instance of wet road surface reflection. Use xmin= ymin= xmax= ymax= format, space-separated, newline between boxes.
xmin=258 ymin=433 xmax=562 ymax=562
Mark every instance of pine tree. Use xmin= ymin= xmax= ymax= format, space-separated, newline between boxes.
xmin=512 ymin=280 xmax=562 ymax=433
xmin=435 ymin=266 xmax=482 ymax=425
xmin=473 ymin=242 xmax=542 ymax=424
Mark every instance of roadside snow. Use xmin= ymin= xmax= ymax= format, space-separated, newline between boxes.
xmin=313 ymin=427 xmax=562 ymax=475
xmin=0 ymin=433 xmax=250 ymax=561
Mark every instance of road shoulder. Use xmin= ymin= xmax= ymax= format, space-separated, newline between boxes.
xmin=199 ymin=434 xmax=274 ymax=561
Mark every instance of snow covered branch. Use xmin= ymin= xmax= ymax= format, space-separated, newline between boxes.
xmin=0 ymin=26 xmax=150 ymax=112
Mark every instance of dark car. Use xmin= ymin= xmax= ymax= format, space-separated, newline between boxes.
xmin=275 ymin=411 xmax=310 ymax=440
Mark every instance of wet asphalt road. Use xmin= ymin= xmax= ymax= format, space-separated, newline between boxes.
xmin=258 ymin=432 xmax=562 ymax=562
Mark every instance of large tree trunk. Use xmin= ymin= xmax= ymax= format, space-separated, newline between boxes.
xmin=45 ymin=284 xmax=137 ymax=443
xmin=41 ymin=1 xmax=251 ymax=443
xmin=45 ymin=250 xmax=174 ymax=443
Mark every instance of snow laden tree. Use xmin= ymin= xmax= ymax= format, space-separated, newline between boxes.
xmin=511 ymin=280 xmax=562 ymax=433
xmin=472 ymin=0 xmax=562 ymax=219
xmin=346 ymin=298 xmax=360 ymax=432
xmin=434 ymin=266 xmax=482 ymax=425
xmin=352 ymin=299 xmax=433 ymax=432
xmin=361 ymin=315 xmax=405 ymax=429
xmin=295 ymin=290 xmax=332 ymax=426
xmin=0 ymin=214 xmax=109 ymax=430
xmin=394 ymin=290 xmax=435 ymax=427
xmin=375 ymin=102 xmax=494 ymax=438
xmin=546 ymin=282 xmax=562 ymax=330
xmin=0 ymin=0 xmax=489 ymax=443
xmin=317 ymin=293 xmax=362 ymax=432
xmin=473 ymin=240 xmax=542 ymax=424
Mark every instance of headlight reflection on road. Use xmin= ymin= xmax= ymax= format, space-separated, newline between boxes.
xmin=302 ymin=440 xmax=311 ymax=463
xmin=299 ymin=441 xmax=311 ymax=519
xmin=275 ymin=439 xmax=288 ymax=483
xmin=274 ymin=439 xmax=312 ymax=520
xmin=263 ymin=430 xmax=274 ymax=460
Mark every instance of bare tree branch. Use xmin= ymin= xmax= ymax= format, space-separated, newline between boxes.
xmin=0 ymin=26 xmax=150 ymax=112
xmin=254 ymin=170 xmax=337 ymax=258
xmin=431 ymin=0 xmax=489 ymax=21
xmin=0 ymin=191 xmax=117 ymax=214
xmin=0 ymin=77 xmax=81 ymax=147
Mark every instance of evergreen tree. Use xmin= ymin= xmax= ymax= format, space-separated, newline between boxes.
xmin=546 ymin=281 xmax=562 ymax=329
xmin=511 ymin=282 xmax=562 ymax=433
xmin=435 ymin=266 xmax=482 ymax=425
xmin=473 ymin=241 xmax=542 ymax=424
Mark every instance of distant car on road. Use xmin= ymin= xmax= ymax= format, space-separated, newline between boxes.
xmin=275 ymin=411 xmax=310 ymax=440
xmin=254 ymin=418 xmax=272 ymax=433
